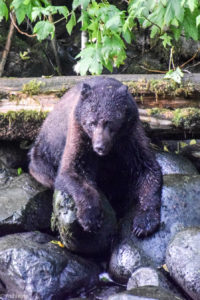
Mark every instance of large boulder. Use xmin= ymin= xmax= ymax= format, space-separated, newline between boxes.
xmin=0 ymin=173 xmax=53 ymax=235
xmin=119 ymin=174 xmax=200 ymax=266
xmin=0 ymin=232 xmax=100 ymax=299
xmin=52 ymin=190 xmax=117 ymax=255
xmin=166 ymin=227 xmax=200 ymax=300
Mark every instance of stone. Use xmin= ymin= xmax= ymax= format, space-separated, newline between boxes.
xmin=127 ymin=267 xmax=184 ymax=299
xmin=109 ymin=239 xmax=150 ymax=283
xmin=107 ymin=286 xmax=183 ymax=300
xmin=120 ymin=174 xmax=200 ymax=266
xmin=52 ymin=190 xmax=117 ymax=255
xmin=166 ymin=227 xmax=200 ymax=300
xmin=155 ymin=152 xmax=198 ymax=175
xmin=0 ymin=232 xmax=100 ymax=299
xmin=127 ymin=267 xmax=159 ymax=289
xmin=0 ymin=173 xmax=53 ymax=235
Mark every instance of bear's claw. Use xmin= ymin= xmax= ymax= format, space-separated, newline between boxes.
xmin=133 ymin=209 xmax=160 ymax=238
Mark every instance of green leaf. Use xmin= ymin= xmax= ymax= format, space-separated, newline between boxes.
xmin=73 ymin=0 xmax=90 ymax=10
xmin=0 ymin=0 xmax=8 ymax=21
xmin=187 ymin=0 xmax=198 ymax=12
xmin=105 ymin=14 xmax=122 ymax=31
xmin=190 ymin=139 xmax=197 ymax=145
xmin=196 ymin=15 xmax=200 ymax=27
xmin=160 ymin=33 xmax=172 ymax=47
xmin=183 ymin=8 xmax=199 ymax=40
xmin=79 ymin=10 xmax=90 ymax=30
xmin=81 ymin=0 xmax=90 ymax=10
xmin=66 ymin=11 xmax=76 ymax=35
xmin=33 ymin=20 xmax=55 ymax=40
xmin=15 ymin=8 xmax=26 ymax=24
xmin=122 ymin=28 xmax=132 ymax=44
xmin=164 ymin=67 xmax=184 ymax=84
xmin=17 ymin=168 xmax=23 ymax=175
xmin=57 ymin=6 xmax=69 ymax=18
xmin=72 ymin=0 xmax=80 ymax=10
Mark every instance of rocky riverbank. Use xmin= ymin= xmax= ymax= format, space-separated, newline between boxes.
xmin=0 ymin=141 xmax=200 ymax=299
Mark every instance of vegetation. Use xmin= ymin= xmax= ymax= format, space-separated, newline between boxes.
xmin=0 ymin=0 xmax=200 ymax=77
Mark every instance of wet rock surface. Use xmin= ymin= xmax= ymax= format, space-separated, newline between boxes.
xmin=0 ymin=232 xmax=100 ymax=300
xmin=109 ymin=239 xmax=151 ymax=283
xmin=107 ymin=286 xmax=184 ymax=300
xmin=52 ymin=190 xmax=117 ymax=255
xmin=127 ymin=267 xmax=184 ymax=299
xmin=0 ymin=173 xmax=53 ymax=234
xmin=180 ymin=144 xmax=200 ymax=172
xmin=0 ymin=141 xmax=29 ymax=171
xmin=166 ymin=227 xmax=200 ymax=300
xmin=120 ymin=174 xmax=200 ymax=266
xmin=155 ymin=152 xmax=198 ymax=175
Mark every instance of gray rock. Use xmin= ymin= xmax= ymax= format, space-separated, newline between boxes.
xmin=52 ymin=190 xmax=117 ymax=255
xmin=156 ymin=152 xmax=198 ymax=175
xmin=109 ymin=239 xmax=150 ymax=283
xmin=107 ymin=286 xmax=183 ymax=300
xmin=0 ymin=163 xmax=17 ymax=186
xmin=0 ymin=173 xmax=53 ymax=234
xmin=127 ymin=267 xmax=184 ymax=299
xmin=120 ymin=174 xmax=200 ymax=266
xmin=91 ymin=285 xmax=124 ymax=300
xmin=0 ymin=141 xmax=29 ymax=170
xmin=180 ymin=144 xmax=200 ymax=172
xmin=127 ymin=267 xmax=159 ymax=289
xmin=166 ymin=227 xmax=200 ymax=300
xmin=0 ymin=232 xmax=99 ymax=300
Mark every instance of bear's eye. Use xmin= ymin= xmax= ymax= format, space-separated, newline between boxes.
xmin=116 ymin=112 xmax=122 ymax=119
xmin=89 ymin=121 xmax=96 ymax=128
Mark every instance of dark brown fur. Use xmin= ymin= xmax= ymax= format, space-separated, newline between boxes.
xmin=29 ymin=77 xmax=162 ymax=237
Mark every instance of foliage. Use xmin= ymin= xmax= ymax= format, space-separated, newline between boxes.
xmin=22 ymin=79 xmax=44 ymax=95
xmin=0 ymin=0 xmax=200 ymax=76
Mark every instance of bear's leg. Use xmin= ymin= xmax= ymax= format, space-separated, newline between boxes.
xmin=29 ymin=145 xmax=56 ymax=189
xmin=54 ymin=121 xmax=103 ymax=232
xmin=132 ymin=168 xmax=162 ymax=237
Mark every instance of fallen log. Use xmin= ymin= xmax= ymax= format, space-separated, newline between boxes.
xmin=1 ymin=74 xmax=200 ymax=140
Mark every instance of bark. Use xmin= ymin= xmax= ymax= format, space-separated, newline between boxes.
xmin=1 ymin=73 xmax=200 ymax=93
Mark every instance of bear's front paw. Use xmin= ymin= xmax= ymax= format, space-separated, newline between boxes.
xmin=133 ymin=209 xmax=160 ymax=238
xmin=77 ymin=205 xmax=103 ymax=233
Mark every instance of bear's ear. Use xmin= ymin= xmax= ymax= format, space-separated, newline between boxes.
xmin=116 ymin=85 xmax=128 ymax=97
xmin=81 ymin=83 xmax=92 ymax=99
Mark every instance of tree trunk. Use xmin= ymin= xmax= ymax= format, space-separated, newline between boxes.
xmin=0 ymin=15 xmax=16 ymax=77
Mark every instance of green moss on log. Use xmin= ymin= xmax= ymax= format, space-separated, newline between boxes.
xmin=147 ymin=107 xmax=200 ymax=129
xmin=125 ymin=79 xmax=195 ymax=100
xmin=0 ymin=110 xmax=48 ymax=141
xmin=22 ymin=80 xmax=45 ymax=95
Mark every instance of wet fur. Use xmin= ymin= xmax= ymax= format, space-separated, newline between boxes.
xmin=29 ymin=77 xmax=162 ymax=237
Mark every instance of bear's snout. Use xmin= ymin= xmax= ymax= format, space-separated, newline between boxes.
xmin=92 ymin=126 xmax=112 ymax=156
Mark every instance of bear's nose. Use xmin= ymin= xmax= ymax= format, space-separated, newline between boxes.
xmin=94 ymin=144 xmax=106 ymax=156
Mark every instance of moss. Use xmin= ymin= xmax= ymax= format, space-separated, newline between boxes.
xmin=0 ymin=110 xmax=48 ymax=140
xmin=172 ymin=108 xmax=200 ymax=129
xmin=0 ymin=110 xmax=47 ymax=122
xmin=147 ymin=107 xmax=200 ymax=129
xmin=147 ymin=107 xmax=173 ymax=119
xmin=22 ymin=80 xmax=45 ymax=95
xmin=124 ymin=79 xmax=195 ymax=100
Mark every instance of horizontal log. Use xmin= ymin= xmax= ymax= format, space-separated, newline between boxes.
xmin=1 ymin=73 xmax=200 ymax=93
xmin=1 ymin=74 xmax=200 ymax=140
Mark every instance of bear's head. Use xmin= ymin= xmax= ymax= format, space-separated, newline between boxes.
xmin=75 ymin=81 xmax=138 ymax=156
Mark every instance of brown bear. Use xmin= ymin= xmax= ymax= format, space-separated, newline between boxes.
xmin=29 ymin=77 xmax=162 ymax=237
